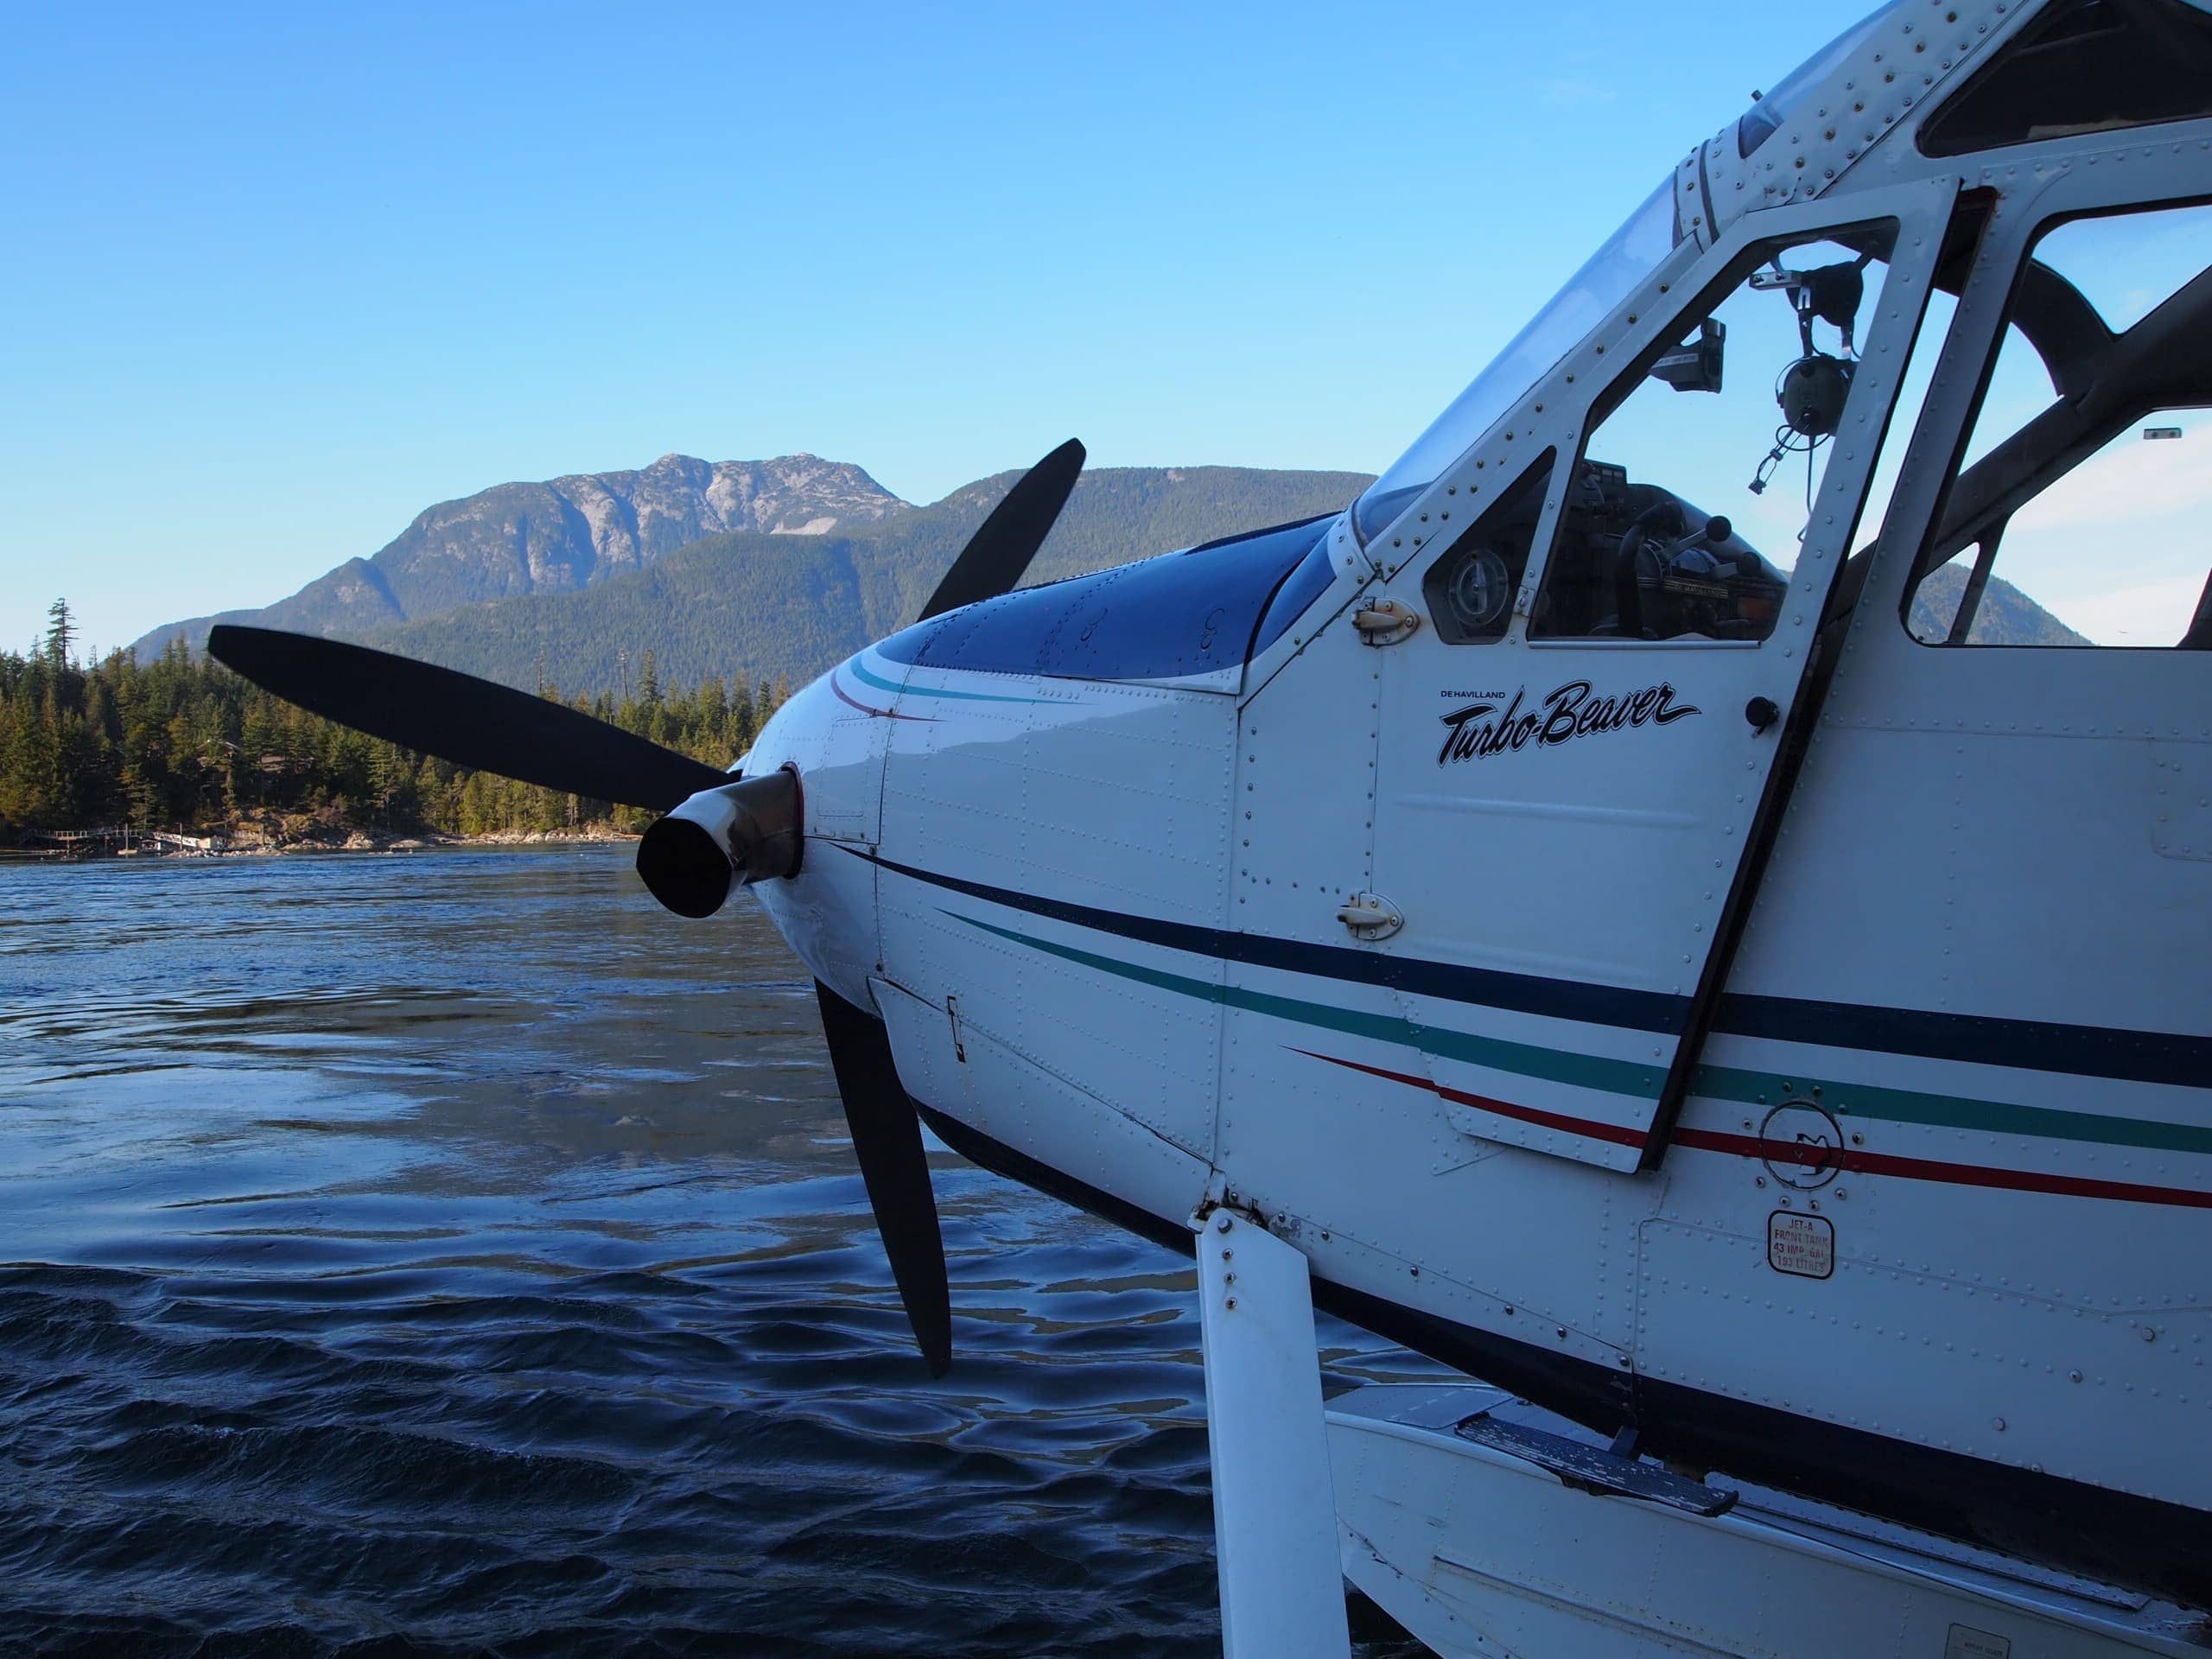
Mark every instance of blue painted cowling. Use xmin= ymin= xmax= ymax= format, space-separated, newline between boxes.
xmin=874 ymin=514 xmax=1338 ymax=683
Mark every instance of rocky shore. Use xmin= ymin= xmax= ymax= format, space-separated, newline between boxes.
xmin=235 ymin=826 xmax=640 ymax=856
xmin=4 ymin=825 xmax=638 ymax=861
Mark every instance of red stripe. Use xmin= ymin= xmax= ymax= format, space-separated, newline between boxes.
xmin=1292 ymin=1049 xmax=1648 ymax=1148
xmin=832 ymin=674 xmax=934 ymax=721
xmin=1293 ymin=1048 xmax=2212 ymax=1210
xmin=1672 ymin=1126 xmax=2212 ymax=1210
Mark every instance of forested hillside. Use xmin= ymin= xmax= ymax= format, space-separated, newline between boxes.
xmin=4 ymin=603 xmax=773 ymax=842
xmin=1905 ymin=560 xmax=2092 ymax=645
xmin=9 ymin=554 xmax=2101 ymax=845
xmin=23 ymin=474 xmax=2094 ymax=846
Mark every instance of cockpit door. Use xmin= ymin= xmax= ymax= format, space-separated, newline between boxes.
xmin=1363 ymin=179 xmax=1960 ymax=1173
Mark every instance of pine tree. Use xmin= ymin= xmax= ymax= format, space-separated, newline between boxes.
xmin=43 ymin=599 xmax=74 ymax=667
xmin=0 ymin=630 xmax=795 ymax=842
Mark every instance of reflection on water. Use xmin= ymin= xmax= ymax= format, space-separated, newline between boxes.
xmin=0 ymin=848 xmax=1432 ymax=1656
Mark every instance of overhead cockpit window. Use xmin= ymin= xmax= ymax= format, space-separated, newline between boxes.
xmin=1529 ymin=223 xmax=1901 ymax=642
xmin=1905 ymin=200 xmax=2212 ymax=647
xmin=1736 ymin=3 xmax=1902 ymax=158
xmin=1918 ymin=0 xmax=2212 ymax=158
xmin=1351 ymin=179 xmax=1679 ymax=547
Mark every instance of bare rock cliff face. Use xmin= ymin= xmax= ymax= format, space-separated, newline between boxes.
xmin=135 ymin=454 xmax=908 ymax=658
xmin=365 ymin=454 xmax=910 ymax=617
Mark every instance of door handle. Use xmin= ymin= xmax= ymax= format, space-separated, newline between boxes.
xmin=1337 ymin=893 xmax=1403 ymax=940
xmin=1352 ymin=598 xmax=1422 ymax=646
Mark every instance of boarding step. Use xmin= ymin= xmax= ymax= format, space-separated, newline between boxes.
xmin=1452 ymin=1411 xmax=1737 ymax=1517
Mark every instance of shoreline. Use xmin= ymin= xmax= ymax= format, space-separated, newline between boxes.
xmin=2 ymin=828 xmax=640 ymax=863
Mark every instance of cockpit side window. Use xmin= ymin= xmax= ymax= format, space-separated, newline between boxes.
xmin=1918 ymin=0 xmax=2212 ymax=160
xmin=1904 ymin=199 xmax=2212 ymax=647
xmin=1528 ymin=223 xmax=1901 ymax=643
xmin=1419 ymin=451 xmax=1557 ymax=644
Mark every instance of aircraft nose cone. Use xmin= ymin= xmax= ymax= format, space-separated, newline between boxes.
xmin=731 ymin=669 xmax=883 ymax=1007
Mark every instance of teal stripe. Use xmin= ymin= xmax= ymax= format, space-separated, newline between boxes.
xmin=851 ymin=658 xmax=1052 ymax=705
xmin=946 ymin=909 xmax=2212 ymax=1160
xmin=946 ymin=911 xmax=1657 ymax=1099
xmin=1692 ymin=1062 xmax=2212 ymax=1155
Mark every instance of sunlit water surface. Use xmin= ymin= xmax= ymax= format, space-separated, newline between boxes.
xmin=0 ymin=848 xmax=1435 ymax=1656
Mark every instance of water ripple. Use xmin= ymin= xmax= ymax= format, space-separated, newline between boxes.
xmin=0 ymin=849 xmax=1437 ymax=1655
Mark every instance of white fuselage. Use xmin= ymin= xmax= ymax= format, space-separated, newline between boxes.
xmin=741 ymin=0 xmax=2212 ymax=1608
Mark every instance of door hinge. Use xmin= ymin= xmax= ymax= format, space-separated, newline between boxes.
xmin=1351 ymin=597 xmax=1422 ymax=646
xmin=1336 ymin=892 xmax=1403 ymax=940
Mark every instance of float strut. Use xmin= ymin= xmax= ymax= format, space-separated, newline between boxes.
xmin=1194 ymin=1208 xmax=1351 ymax=1659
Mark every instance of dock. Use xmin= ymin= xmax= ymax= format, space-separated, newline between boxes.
xmin=11 ymin=825 xmax=226 ymax=856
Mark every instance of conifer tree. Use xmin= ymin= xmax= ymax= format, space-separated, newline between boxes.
xmin=0 ymin=603 xmax=786 ymax=842
xmin=43 ymin=599 xmax=74 ymax=666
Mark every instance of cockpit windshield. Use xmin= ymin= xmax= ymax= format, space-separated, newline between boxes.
xmin=1353 ymin=178 xmax=1681 ymax=545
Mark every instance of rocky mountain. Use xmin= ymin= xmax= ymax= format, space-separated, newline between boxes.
xmin=350 ymin=466 xmax=1378 ymax=696
xmin=1907 ymin=561 xmax=2090 ymax=646
xmin=140 ymin=447 xmax=2088 ymax=702
xmin=133 ymin=454 xmax=908 ymax=658
xmin=374 ymin=508 xmax=2083 ymax=697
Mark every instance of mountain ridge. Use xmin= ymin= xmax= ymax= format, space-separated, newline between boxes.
xmin=1906 ymin=560 xmax=2092 ymax=646
xmin=133 ymin=453 xmax=909 ymax=659
xmin=133 ymin=451 xmax=2088 ymax=701
xmin=350 ymin=464 xmax=1379 ymax=696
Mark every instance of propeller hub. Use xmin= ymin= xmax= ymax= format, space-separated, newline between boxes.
xmin=636 ymin=767 xmax=803 ymax=918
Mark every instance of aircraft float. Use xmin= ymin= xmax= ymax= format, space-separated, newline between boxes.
xmin=211 ymin=1 xmax=2212 ymax=1651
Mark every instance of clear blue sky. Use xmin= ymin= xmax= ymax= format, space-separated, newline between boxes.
xmin=1 ymin=1 xmax=1876 ymax=656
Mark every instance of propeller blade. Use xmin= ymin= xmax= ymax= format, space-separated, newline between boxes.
xmin=206 ymin=625 xmax=732 ymax=813
xmin=814 ymin=981 xmax=952 ymax=1377
xmin=915 ymin=438 xmax=1085 ymax=622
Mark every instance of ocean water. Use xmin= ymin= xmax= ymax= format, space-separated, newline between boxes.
xmin=0 ymin=847 xmax=1434 ymax=1656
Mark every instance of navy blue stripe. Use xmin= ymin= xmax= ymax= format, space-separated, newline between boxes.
xmin=855 ymin=848 xmax=1688 ymax=1034
xmin=1715 ymin=992 xmax=2212 ymax=1092
xmin=854 ymin=847 xmax=2212 ymax=1091
xmin=918 ymin=1103 xmax=2212 ymax=1611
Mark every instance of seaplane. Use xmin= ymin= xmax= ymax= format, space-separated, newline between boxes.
xmin=208 ymin=0 xmax=2212 ymax=1651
